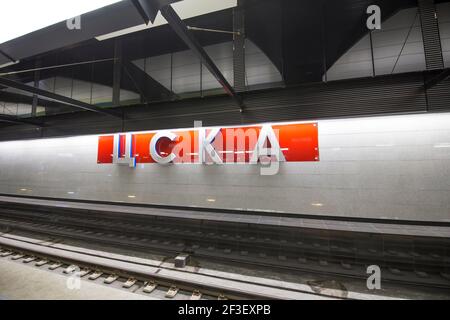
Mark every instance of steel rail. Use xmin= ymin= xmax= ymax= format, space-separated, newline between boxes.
xmin=0 ymin=206 xmax=449 ymax=295
xmin=0 ymin=234 xmax=331 ymax=300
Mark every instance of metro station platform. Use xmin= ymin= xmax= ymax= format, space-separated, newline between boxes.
xmin=0 ymin=194 xmax=449 ymax=239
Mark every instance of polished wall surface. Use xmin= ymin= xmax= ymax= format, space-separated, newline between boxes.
xmin=0 ymin=113 xmax=449 ymax=222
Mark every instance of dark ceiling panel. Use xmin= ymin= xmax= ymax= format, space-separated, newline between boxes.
xmin=245 ymin=0 xmax=283 ymax=75
xmin=119 ymin=9 xmax=234 ymax=60
xmin=131 ymin=0 xmax=182 ymax=24
xmin=0 ymin=114 xmax=44 ymax=127
xmin=2 ymin=0 xmax=449 ymax=96
xmin=158 ymin=5 xmax=241 ymax=107
xmin=0 ymin=8 xmax=234 ymax=101
xmin=0 ymin=1 xmax=143 ymax=65
xmin=0 ymin=4 xmax=234 ymax=67
xmin=275 ymin=0 xmax=420 ymax=85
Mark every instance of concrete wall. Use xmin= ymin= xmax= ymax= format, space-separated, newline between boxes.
xmin=0 ymin=112 xmax=449 ymax=222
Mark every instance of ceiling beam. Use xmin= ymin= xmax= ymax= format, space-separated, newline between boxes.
xmin=0 ymin=1 xmax=143 ymax=66
xmin=0 ymin=90 xmax=76 ymax=111
xmin=131 ymin=0 xmax=243 ymax=110
xmin=123 ymin=60 xmax=174 ymax=102
xmin=424 ymin=68 xmax=450 ymax=90
xmin=131 ymin=0 xmax=181 ymax=24
xmin=0 ymin=77 xmax=122 ymax=119
xmin=160 ymin=5 xmax=243 ymax=110
xmin=0 ymin=114 xmax=44 ymax=127
xmin=0 ymin=49 xmax=16 ymax=64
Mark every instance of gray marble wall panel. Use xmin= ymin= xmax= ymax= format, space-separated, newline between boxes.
xmin=0 ymin=113 xmax=449 ymax=222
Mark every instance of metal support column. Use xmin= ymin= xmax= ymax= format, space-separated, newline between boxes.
xmin=113 ymin=40 xmax=123 ymax=106
xmin=233 ymin=0 xmax=246 ymax=93
xmin=31 ymin=61 xmax=41 ymax=117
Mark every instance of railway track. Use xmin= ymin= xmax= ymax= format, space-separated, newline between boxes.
xmin=1 ymin=234 xmax=331 ymax=300
xmin=0 ymin=201 xmax=449 ymax=298
xmin=0 ymin=242 xmax=221 ymax=300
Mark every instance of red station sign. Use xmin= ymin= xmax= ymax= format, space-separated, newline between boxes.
xmin=97 ymin=122 xmax=319 ymax=166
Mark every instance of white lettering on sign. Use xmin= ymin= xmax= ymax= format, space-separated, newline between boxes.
xmin=199 ymin=128 xmax=223 ymax=164
xmin=98 ymin=122 xmax=320 ymax=176
xmin=113 ymin=133 xmax=136 ymax=167
xmin=150 ymin=131 xmax=177 ymax=164
xmin=250 ymin=125 xmax=286 ymax=164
